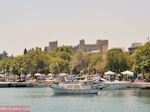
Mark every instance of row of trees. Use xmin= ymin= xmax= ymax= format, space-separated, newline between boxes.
xmin=131 ymin=42 xmax=150 ymax=74
xmin=0 ymin=47 xmax=103 ymax=75
xmin=0 ymin=42 xmax=150 ymax=75
xmin=106 ymin=41 xmax=150 ymax=75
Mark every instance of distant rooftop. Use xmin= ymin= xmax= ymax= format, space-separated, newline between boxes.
xmin=130 ymin=43 xmax=142 ymax=48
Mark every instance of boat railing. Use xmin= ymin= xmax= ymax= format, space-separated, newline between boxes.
xmin=62 ymin=85 xmax=91 ymax=90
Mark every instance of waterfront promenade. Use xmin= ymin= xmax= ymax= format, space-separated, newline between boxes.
xmin=1 ymin=81 xmax=150 ymax=89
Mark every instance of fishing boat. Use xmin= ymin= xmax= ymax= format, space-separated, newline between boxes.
xmin=93 ymin=78 xmax=131 ymax=90
xmin=52 ymin=80 xmax=98 ymax=94
xmin=33 ymin=79 xmax=58 ymax=87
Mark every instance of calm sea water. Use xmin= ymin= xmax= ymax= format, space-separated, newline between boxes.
xmin=0 ymin=88 xmax=150 ymax=112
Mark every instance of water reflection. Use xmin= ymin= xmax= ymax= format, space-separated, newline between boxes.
xmin=97 ymin=89 xmax=150 ymax=98
xmin=51 ymin=89 xmax=150 ymax=98
xmin=1 ymin=88 xmax=150 ymax=99
xmin=135 ymin=90 xmax=150 ymax=97
xmin=99 ymin=89 xmax=135 ymax=97
xmin=1 ymin=88 xmax=150 ymax=112
xmin=13 ymin=88 xmax=54 ymax=98
xmin=15 ymin=94 xmax=53 ymax=99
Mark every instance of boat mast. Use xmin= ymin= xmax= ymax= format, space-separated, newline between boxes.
xmin=56 ymin=62 xmax=60 ymax=74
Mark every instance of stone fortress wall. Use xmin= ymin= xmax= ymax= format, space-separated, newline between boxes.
xmin=45 ymin=39 xmax=108 ymax=55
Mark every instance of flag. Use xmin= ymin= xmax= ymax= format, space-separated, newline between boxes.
xmin=146 ymin=36 xmax=150 ymax=41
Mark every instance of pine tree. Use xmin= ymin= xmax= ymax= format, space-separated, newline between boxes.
xmin=24 ymin=48 xmax=28 ymax=55
xmin=44 ymin=47 xmax=48 ymax=52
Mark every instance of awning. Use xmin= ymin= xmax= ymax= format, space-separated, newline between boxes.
xmin=104 ymin=71 xmax=116 ymax=75
xmin=121 ymin=70 xmax=134 ymax=75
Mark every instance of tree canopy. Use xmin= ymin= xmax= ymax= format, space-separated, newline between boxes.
xmin=1 ymin=42 xmax=150 ymax=76
xmin=106 ymin=49 xmax=130 ymax=73
xmin=49 ymin=46 xmax=73 ymax=74
xmin=132 ymin=42 xmax=150 ymax=74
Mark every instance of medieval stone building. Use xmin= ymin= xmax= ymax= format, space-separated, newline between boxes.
xmin=0 ymin=51 xmax=8 ymax=60
xmin=45 ymin=41 xmax=58 ymax=52
xmin=45 ymin=39 xmax=108 ymax=55
xmin=128 ymin=42 xmax=142 ymax=55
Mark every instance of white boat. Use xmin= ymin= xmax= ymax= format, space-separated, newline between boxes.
xmin=33 ymin=80 xmax=58 ymax=87
xmin=33 ymin=82 xmax=53 ymax=87
xmin=102 ymin=81 xmax=131 ymax=90
xmin=93 ymin=78 xmax=131 ymax=90
xmin=52 ymin=80 xmax=98 ymax=94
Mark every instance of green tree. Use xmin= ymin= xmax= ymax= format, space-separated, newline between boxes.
xmin=23 ymin=49 xmax=51 ymax=74
xmin=132 ymin=42 xmax=150 ymax=75
xmin=53 ymin=46 xmax=73 ymax=61
xmin=49 ymin=57 xmax=69 ymax=74
xmin=106 ymin=49 xmax=130 ymax=73
xmin=49 ymin=46 xmax=73 ymax=74
xmin=0 ymin=57 xmax=14 ymax=73
xmin=89 ymin=54 xmax=102 ymax=73
xmin=95 ymin=55 xmax=107 ymax=74
xmin=71 ymin=50 xmax=90 ymax=74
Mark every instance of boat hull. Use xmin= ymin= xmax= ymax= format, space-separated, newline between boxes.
xmin=52 ymin=87 xmax=98 ymax=94
xmin=102 ymin=83 xmax=131 ymax=90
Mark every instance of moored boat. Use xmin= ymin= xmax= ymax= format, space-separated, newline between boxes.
xmin=93 ymin=78 xmax=131 ymax=90
xmin=33 ymin=79 xmax=58 ymax=87
xmin=52 ymin=80 xmax=98 ymax=94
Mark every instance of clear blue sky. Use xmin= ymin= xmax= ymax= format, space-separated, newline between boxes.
xmin=0 ymin=0 xmax=150 ymax=56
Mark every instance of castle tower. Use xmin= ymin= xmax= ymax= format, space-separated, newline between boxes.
xmin=48 ymin=41 xmax=58 ymax=51
xmin=79 ymin=39 xmax=85 ymax=51
xmin=79 ymin=39 xmax=85 ymax=45
xmin=99 ymin=40 xmax=108 ymax=56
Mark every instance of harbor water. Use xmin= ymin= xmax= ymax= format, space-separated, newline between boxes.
xmin=0 ymin=88 xmax=150 ymax=112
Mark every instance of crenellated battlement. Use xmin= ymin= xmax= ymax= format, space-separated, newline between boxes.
xmin=45 ymin=39 xmax=108 ymax=55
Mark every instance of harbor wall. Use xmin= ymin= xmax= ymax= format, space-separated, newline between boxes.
xmin=0 ymin=82 xmax=34 ymax=87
